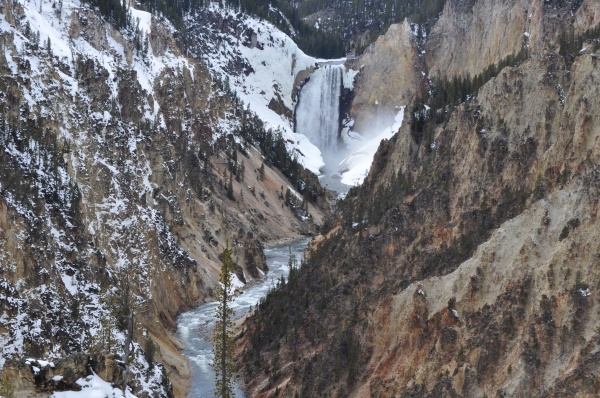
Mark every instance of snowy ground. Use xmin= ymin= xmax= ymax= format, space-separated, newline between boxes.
xmin=188 ymin=4 xmax=326 ymax=173
xmin=1 ymin=0 xmax=192 ymax=124
xmin=0 ymin=0 xmax=187 ymax=395
xmin=51 ymin=373 xmax=136 ymax=398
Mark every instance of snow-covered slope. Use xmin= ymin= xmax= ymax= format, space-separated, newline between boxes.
xmin=186 ymin=4 xmax=328 ymax=173
xmin=1 ymin=0 xmax=192 ymax=123
xmin=0 ymin=1 xmax=203 ymax=395
xmin=51 ymin=373 xmax=135 ymax=398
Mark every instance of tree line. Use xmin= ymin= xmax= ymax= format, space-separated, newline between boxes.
xmin=233 ymin=108 xmax=326 ymax=203
xmin=411 ymin=47 xmax=529 ymax=150
xmin=294 ymin=0 xmax=446 ymax=53
xmin=559 ymin=24 xmax=600 ymax=65
xmin=83 ymin=0 xmax=345 ymax=58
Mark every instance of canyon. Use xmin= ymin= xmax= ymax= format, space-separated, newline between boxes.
xmin=0 ymin=0 xmax=599 ymax=397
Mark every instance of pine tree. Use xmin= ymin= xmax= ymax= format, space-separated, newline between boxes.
xmin=227 ymin=173 xmax=234 ymax=201
xmin=213 ymin=241 xmax=236 ymax=398
xmin=113 ymin=267 xmax=137 ymax=395
xmin=239 ymin=160 xmax=245 ymax=182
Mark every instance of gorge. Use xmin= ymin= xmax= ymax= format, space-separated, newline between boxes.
xmin=176 ymin=239 xmax=310 ymax=398
xmin=0 ymin=0 xmax=599 ymax=397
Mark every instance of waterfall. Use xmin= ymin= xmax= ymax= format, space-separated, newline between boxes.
xmin=295 ymin=64 xmax=344 ymax=172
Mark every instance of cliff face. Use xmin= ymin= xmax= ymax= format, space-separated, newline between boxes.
xmin=240 ymin=0 xmax=600 ymax=397
xmin=351 ymin=0 xmax=589 ymax=130
xmin=350 ymin=20 xmax=420 ymax=134
xmin=348 ymin=48 xmax=600 ymax=396
xmin=425 ymin=0 xmax=536 ymax=79
xmin=0 ymin=1 xmax=327 ymax=396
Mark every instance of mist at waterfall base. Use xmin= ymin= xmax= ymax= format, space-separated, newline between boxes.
xmin=295 ymin=64 xmax=405 ymax=190
xmin=176 ymin=239 xmax=311 ymax=398
xmin=338 ymin=107 xmax=405 ymax=186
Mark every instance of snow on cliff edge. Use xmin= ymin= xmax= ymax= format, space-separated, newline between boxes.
xmin=187 ymin=4 xmax=328 ymax=174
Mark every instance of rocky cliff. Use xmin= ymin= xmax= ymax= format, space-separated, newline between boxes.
xmin=240 ymin=0 xmax=600 ymax=397
xmin=0 ymin=0 xmax=329 ymax=396
xmin=350 ymin=20 xmax=420 ymax=133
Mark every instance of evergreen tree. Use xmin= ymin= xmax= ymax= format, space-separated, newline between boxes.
xmin=111 ymin=266 xmax=140 ymax=396
xmin=227 ymin=173 xmax=234 ymax=200
xmin=213 ymin=241 xmax=236 ymax=398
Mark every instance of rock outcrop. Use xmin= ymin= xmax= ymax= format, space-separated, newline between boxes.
xmin=425 ymin=0 xmax=536 ymax=79
xmin=350 ymin=20 xmax=420 ymax=133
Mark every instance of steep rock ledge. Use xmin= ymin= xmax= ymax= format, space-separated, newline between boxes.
xmin=350 ymin=20 xmax=420 ymax=134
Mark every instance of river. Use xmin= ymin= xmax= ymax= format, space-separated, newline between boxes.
xmin=175 ymin=238 xmax=311 ymax=398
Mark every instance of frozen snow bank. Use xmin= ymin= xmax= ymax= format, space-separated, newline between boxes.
xmin=51 ymin=373 xmax=136 ymax=398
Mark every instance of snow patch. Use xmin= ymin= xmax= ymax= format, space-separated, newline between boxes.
xmin=61 ymin=274 xmax=78 ymax=295
xmin=286 ymin=185 xmax=303 ymax=201
xmin=130 ymin=8 xmax=152 ymax=35
xmin=51 ymin=373 xmax=137 ymax=398
xmin=231 ymin=274 xmax=245 ymax=290
xmin=343 ymin=68 xmax=359 ymax=89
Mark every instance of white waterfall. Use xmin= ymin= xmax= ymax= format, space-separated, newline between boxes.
xmin=295 ymin=64 xmax=344 ymax=172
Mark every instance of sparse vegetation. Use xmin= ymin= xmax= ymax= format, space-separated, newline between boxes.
xmin=296 ymin=0 xmax=447 ymax=53
xmin=0 ymin=374 xmax=15 ymax=398
xmin=447 ymin=297 xmax=456 ymax=310
xmin=411 ymin=48 xmax=529 ymax=149
xmin=559 ymin=218 xmax=581 ymax=241
xmin=559 ymin=24 xmax=600 ymax=65
xmin=234 ymin=110 xmax=325 ymax=203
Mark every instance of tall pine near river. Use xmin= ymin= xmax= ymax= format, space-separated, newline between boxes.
xmin=213 ymin=241 xmax=236 ymax=398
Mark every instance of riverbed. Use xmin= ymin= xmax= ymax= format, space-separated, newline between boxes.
xmin=175 ymin=238 xmax=311 ymax=397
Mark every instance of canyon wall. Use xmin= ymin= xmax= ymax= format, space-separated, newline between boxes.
xmin=0 ymin=1 xmax=328 ymax=396
xmin=241 ymin=0 xmax=600 ymax=397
